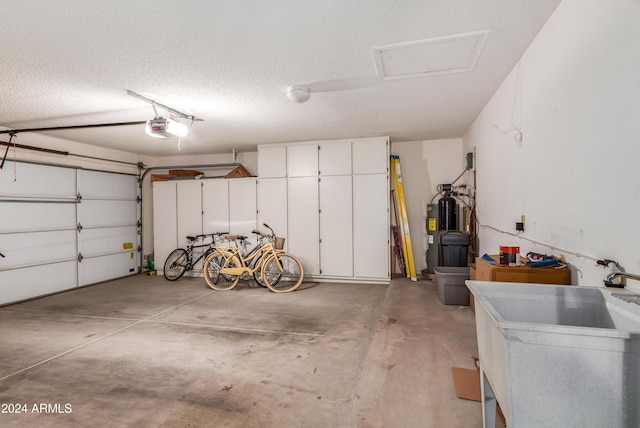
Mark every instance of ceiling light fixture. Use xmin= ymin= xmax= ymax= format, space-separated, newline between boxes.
xmin=127 ymin=89 xmax=202 ymax=139
xmin=286 ymin=86 xmax=311 ymax=103
xmin=145 ymin=117 xmax=188 ymax=138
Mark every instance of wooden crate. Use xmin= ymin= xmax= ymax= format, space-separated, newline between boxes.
xmin=475 ymin=255 xmax=571 ymax=284
xmin=472 ymin=255 xmax=571 ymax=312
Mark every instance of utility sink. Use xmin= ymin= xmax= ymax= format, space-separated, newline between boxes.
xmin=466 ymin=281 xmax=640 ymax=428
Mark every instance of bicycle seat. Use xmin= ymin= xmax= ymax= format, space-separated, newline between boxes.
xmin=186 ymin=236 xmax=198 ymax=242
xmin=225 ymin=234 xmax=243 ymax=241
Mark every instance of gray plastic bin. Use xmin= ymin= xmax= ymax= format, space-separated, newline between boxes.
xmin=434 ymin=266 xmax=470 ymax=305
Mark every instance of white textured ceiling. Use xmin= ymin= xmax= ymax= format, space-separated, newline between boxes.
xmin=0 ymin=0 xmax=561 ymax=156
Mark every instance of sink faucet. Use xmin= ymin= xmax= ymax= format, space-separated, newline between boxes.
xmin=604 ymin=271 xmax=640 ymax=288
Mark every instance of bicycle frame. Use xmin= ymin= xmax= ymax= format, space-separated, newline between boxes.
xmin=187 ymin=242 xmax=215 ymax=266
xmin=182 ymin=233 xmax=226 ymax=269
xmin=218 ymin=242 xmax=283 ymax=276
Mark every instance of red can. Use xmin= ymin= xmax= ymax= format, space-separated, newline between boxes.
xmin=499 ymin=246 xmax=520 ymax=266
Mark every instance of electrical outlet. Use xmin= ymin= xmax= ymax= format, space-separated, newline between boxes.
xmin=516 ymin=214 xmax=525 ymax=231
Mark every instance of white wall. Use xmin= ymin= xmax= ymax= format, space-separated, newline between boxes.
xmin=463 ymin=0 xmax=640 ymax=290
xmin=391 ymin=139 xmax=465 ymax=273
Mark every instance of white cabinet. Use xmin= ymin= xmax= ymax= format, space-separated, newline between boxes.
xmin=257 ymin=178 xmax=288 ymax=246
xmin=287 ymin=144 xmax=318 ymax=177
xmin=153 ymin=181 xmax=177 ymax=273
xmin=353 ymin=138 xmax=388 ymax=174
xmin=319 ymin=175 xmax=353 ymax=277
xmin=153 ymin=178 xmax=257 ymax=275
xmin=202 ymin=179 xmax=229 ymax=234
xmin=154 ymin=180 xmax=204 ymax=269
xmin=287 ymin=177 xmax=320 ymax=275
xmin=353 ymin=174 xmax=389 ymax=279
xmin=177 ymin=181 xmax=203 ymax=243
xmin=320 ymin=142 xmax=351 ymax=176
xmin=228 ymin=178 xmax=257 ymax=239
xmin=258 ymin=145 xmax=287 ymax=178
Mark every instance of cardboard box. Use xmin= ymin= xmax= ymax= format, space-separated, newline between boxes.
xmin=169 ymin=169 xmax=203 ymax=177
xmin=452 ymin=367 xmax=505 ymax=424
xmin=224 ymin=165 xmax=253 ymax=178
xmin=475 ymin=255 xmax=571 ymax=284
xmin=150 ymin=174 xmax=171 ymax=182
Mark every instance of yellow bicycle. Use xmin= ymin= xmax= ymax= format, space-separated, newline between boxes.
xmin=203 ymin=224 xmax=304 ymax=292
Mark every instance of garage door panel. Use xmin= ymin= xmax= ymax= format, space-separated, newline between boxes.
xmin=0 ymin=163 xmax=75 ymax=197
xmin=79 ymin=200 xmax=137 ymax=227
xmin=79 ymin=252 xmax=137 ymax=286
xmin=80 ymin=170 xmax=137 ymax=199
xmin=0 ymin=202 xmax=76 ymax=231
xmin=0 ymin=230 xmax=76 ymax=267
xmin=79 ymin=226 xmax=137 ymax=255
xmin=0 ymin=261 xmax=77 ymax=303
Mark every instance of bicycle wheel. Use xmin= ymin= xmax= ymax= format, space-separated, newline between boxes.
xmin=262 ymin=252 xmax=304 ymax=292
xmin=164 ymin=249 xmax=189 ymax=281
xmin=252 ymin=252 xmax=268 ymax=287
xmin=203 ymin=250 xmax=241 ymax=291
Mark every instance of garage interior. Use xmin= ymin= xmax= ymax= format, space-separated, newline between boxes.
xmin=2 ymin=1 xmax=640 ymax=427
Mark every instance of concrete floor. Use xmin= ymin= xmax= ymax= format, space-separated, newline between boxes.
xmin=0 ymin=275 xmax=488 ymax=427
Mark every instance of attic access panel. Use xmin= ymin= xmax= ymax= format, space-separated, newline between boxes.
xmin=372 ymin=30 xmax=490 ymax=81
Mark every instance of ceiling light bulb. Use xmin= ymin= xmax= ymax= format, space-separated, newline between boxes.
xmin=286 ymin=86 xmax=310 ymax=103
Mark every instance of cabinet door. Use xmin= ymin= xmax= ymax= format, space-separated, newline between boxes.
xmin=319 ymin=175 xmax=353 ymax=277
xmin=287 ymin=177 xmax=320 ymax=275
xmin=258 ymin=178 xmax=287 ymax=248
xmin=287 ymin=144 xmax=318 ymax=177
xmin=153 ymin=181 xmax=177 ymax=274
xmin=353 ymin=174 xmax=389 ymax=279
xmin=353 ymin=138 xmax=388 ymax=175
xmin=319 ymin=142 xmax=351 ymax=176
xmin=228 ymin=178 xmax=257 ymax=239
xmin=177 ymin=181 xmax=203 ymax=247
xmin=258 ymin=145 xmax=287 ymax=178
xmin=202 ymin=179 xmax=229 ymax=234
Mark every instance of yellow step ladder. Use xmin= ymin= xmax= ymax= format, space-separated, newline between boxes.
xmin=390 ymin=155 xmax=417 ymax=281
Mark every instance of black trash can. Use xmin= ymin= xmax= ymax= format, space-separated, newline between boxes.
xmin=439 ymin=231 xmax=470 ymax=267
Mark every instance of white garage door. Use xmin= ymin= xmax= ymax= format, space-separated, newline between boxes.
xmin=0 ymin=163 xmax=139 ymax=305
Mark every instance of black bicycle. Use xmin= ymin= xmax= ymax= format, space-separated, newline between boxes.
xmin=164 ymin=232 xmax=228 ymax=281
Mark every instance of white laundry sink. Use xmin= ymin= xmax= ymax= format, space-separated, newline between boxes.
xmin=466 ymin=280 xmax=640 ymax=428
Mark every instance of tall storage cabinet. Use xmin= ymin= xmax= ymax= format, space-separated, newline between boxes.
xmin=153 ymin=181 xmax=178 ymax=274
xmin=319 ymin=142 xmax=353 ymax=278
xmin=352 ymin=139 xmax=389 ymax=279
xmin=286 ymin=145 xmax=320 ymax=276
xmin=257 ymin=136 xmax=390 ymax=283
